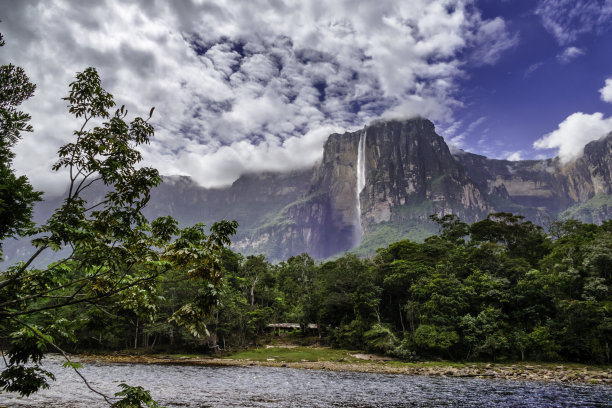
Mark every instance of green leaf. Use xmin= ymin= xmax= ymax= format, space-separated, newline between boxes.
xmin=62 ymin=361 xmax=83 ymax=370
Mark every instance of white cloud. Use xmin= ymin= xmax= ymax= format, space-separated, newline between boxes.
xmin=524 ymin=62 xmax=543 ymax=77
xmin=147 ymin=125 xmax=342 ymax=187
xmin=600 ymin=78 xmax=612 ymax=103
xmin=536 ymin=0 xmax=612 ymax=45
xmin=466 ymin=116 xmax=487 ymax=133
xmin=557 ymin=46 xmax=584 ymax=64
xmin=445 ymin=116 xmax=486 ymax=150
xmin=533 ymin=112 xmax=612 ymax=163
xmin=1 ymin=0 xmax=518 ymax=192
xmin=469 ymin=17 xmax=519 ymax=65
xmin=505 ymin=151 xmax=522 ymax=161
xmin=448 ymin=134 xmax=467 ymax=150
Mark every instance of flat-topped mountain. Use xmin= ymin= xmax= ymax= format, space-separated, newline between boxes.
xmin=143 ymin=118 xmax=612 ymax=260
xmin=3 ymin=118 xmax=611 ymax=263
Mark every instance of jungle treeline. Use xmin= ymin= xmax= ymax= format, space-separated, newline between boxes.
xmin=44 ymin=213 xmax=611 ymax=364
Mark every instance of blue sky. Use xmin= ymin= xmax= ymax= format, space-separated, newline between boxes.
xmin=452 ymin=0 xmax=612 ymax=160
xmin=1 ymin=0 xmax=612 ymax=193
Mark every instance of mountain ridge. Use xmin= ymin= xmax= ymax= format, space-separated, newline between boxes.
xmin=3 ymin=117 xmax=611 ymax=263
xmin=148 ymin=117 xmax=612 ymax=260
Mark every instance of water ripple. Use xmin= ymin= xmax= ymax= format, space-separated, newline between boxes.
xmin=1 ymin=357 xmax=610 ymax=407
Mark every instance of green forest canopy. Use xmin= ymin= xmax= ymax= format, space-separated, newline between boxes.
xmin=133 ymin=213 xmax=611 ymax=365
xmin=28 ymin=212 xmax=612 ymax=366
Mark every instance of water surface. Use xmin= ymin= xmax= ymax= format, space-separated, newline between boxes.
xmin=2 ymin=357 xmax=610 ymax=407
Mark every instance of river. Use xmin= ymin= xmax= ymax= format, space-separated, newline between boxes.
xmin=1 ymin=357 xmax=610 ymax=407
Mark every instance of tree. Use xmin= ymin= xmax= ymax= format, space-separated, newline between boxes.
xmin=0 ymin=32 xmax=41 ymax=250
xmin=429 ymin=214 xmax=469 ymax=245
xmin=0 ymin=63 xmax=237 ymax=405
xmin=460 ymin=306 xmax=509 ymax=360
xmin=276 ymin=253 xmax=317 ymax=331
xmin=241 ymin=254 xmax=269 ymax=308
xmin=469 ymin=212 xmax=550 ymax=266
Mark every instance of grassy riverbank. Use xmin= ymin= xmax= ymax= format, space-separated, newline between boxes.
xmin=79 ymin=346 xmax=612 ymax=385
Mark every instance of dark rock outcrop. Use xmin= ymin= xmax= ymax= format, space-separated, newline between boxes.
xmin=455 ymin=131 xmax=612 ymax=219
xmin=359 ymin=119 xmax=489 ymax=227
xmin=230 ymin=120 xmax=612 ymax=260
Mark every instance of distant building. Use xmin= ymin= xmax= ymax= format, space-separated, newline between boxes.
xmin=266 ymin=323 xmax=318 ymax=335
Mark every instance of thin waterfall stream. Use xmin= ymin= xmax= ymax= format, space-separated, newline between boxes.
xmin=355 ymin=129 xmax=367 ymax=245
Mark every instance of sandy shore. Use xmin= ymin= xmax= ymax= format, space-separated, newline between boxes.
xmin=79 ymin=354 xmax=612 ymax=385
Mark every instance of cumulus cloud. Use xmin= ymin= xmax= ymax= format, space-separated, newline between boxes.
xmin=536 ymin=0 xmax=612 ymax=45
xmin=557 ymin=46 xmax=584 ymax=64
xmin=505 ymin=151 xmax=522 ymax=161
xmin=155 ymin=125 xmax=342 ymax=187
xmin=600 ymin=78 xmax=612 ymax=103
xmin=533 ymin=112 xmax=612 ymax=163
xmin=1 ymin=0 xmax=517 ymax=193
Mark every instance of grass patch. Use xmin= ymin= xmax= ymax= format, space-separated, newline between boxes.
xmin=225 ymin=346 xmax=361 ymax=363
xmin=350 ymin=221 xmax=435 ymax=258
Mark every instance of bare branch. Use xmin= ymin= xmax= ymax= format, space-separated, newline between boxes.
xmin=74 ymin=172 xmax=100 ymax=197
xmin=0 ymin=245 xmax=48 ymax=290
xmin=9 ymin=316 xmax=115 ymax=406
xmin=0 ymin=251 xmax=75 ymax=291
xmin=2 ymin=267 xmax=169 ymax=317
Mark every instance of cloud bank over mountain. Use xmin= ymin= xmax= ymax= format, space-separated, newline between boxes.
xmin=534 ymin=112 xmax=612 ymax=163
xmin=1 ymin=0 xmax=517 ymax=193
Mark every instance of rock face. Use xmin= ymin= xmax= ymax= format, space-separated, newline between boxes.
xmin=7 ymin=118 xmax=611 ymax=262
xmin=245 ymin=119 xmax=494 ymax=258
xmin=225 ymin=119 xmax=612 ymax=260
xmin=143 ymin=118 xmax=612 ymax=260
xmin=455 ymin=132 xmax=612 ymax=220
xmin=146 ymin=170 xmax=313 ymax=231
xmin=358 ymin=119 xmax=489 ymax=230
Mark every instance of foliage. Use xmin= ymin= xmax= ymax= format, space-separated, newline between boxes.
xmin=112 ymin=383 xmax=163 ymax=408
xmin=388 ymin=336 xmax=418 ymax=361
xmin=166 ymin=214 xmax=609 ymax=365
xmin=363 ymin=323 xmax=398 ymax=354
xmin=0 ymin=32 xmax=41 ymax=248
xmin=213 ymin=214 xmax=609 ymax=364
xmin=0 ymin=59 xmax=236 ymax=405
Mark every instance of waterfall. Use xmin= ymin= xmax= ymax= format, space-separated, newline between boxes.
xmin=355 ymin=129 xmax=367 ymax=245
